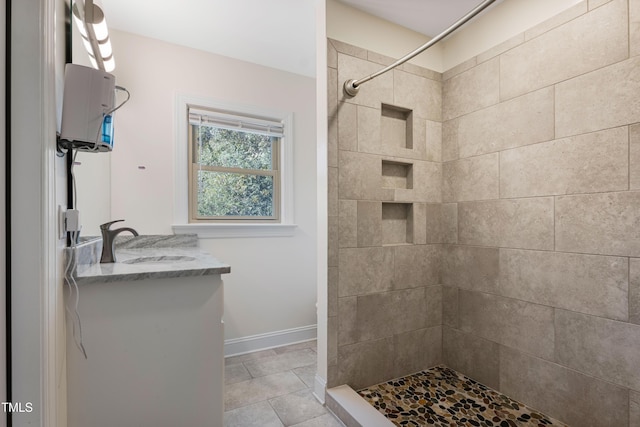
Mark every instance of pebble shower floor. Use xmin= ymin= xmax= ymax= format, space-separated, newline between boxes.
xmin=357 ymin=366 xmax=568 ymax=427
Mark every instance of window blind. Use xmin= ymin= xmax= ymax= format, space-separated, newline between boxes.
xmin=189 ymin=107 xmax=284 ymax=138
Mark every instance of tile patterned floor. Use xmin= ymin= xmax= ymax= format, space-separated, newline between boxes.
xmin=358 ymin=366 xmax=569 ymax=427
xmin=223 ymin=340 xmax=344 ymax=427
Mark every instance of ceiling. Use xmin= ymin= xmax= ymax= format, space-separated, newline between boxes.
xmin=101 ymin=0 xmax=487 ymax=78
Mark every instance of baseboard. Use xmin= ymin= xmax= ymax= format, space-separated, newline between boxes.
xmin=313 ymin=374 xmax=327 ymax=404
xmin=224 ymin=324 xmax=317 ymax=357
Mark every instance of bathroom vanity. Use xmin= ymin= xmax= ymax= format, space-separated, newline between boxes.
xmin=65 ymin=235 xmax=230 ymax=427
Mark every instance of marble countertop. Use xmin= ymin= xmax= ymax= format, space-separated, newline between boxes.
xmin=69 ymin=235 xmax=231 ymax=284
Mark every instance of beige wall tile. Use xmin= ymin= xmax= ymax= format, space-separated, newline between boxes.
xmin=442 ymin=118 xmax=459 ymax=162
xmin=589 ymin=0 xmax=614 ymax=10
xmin=393 ymin=69 xmax=442 ymax=121
xmin=381 ymin=203 xmax=411 ymax=244
xmin=425 ymin=203 xmax=443 ymax=244
xmin=328 ymin=167 xmax=338 ymax=217
xmin=524 ymin=2 xmax=588 ymax=41
xmin=442 ymin=245 xmax=499 ymax=293
xmin=410 ymin=203 xmax=427 ymax=245
xmin=457 ymin=87 xmax=554 ymax=159
xmin=330 ymin=39 xmax=367 ymax=59
xmin=338 ymin=297 xmax=357 ymax=346
xmin=398 ymin=62 xmax=442 ymax=83
xmin=443 ymin=327 xmax=500 ymax=389
xmin=500 ymin=0 xmax=628 ymax=100
xmin=425 ymin=120 xmax=442 ymax=163
xmin=556 ymin=56 xmax=640 ymax=138
xmin=443 ymin=56 xmax=477 ymax=82
xmin=556 ymin=191 xmax=640 ymax=257
xmin=458 ymin=198 xmax=554 ymax=250
xmin=328 ymin=216 xmax=338 ymax=267
xmin=443 ymin=58 xmax=499 ymax=121
xmin=337 ymin=102 xmax=357 ymax=152
xmin=357 ymin=105 xmax=381 ymax=154
xmin=328 ymin=267 xmax=338 ymax=318
xmin=459 ymin=290 xmax=555 ymax=360
xmin=555 ymin=309 xmax=640 ymax=391
xmin=476 ymin=33 xmax=524 ymax=64
xmin=327 ymin=39 xmax=338 ymax=69
xmin=443 ymin=153 xmax=499 ymax=202
xmin=337 ymin=54 xmax=394 ymax=109
xmin=328 ymin=67 xmax=338 ymax=119
xmin=500 ymin=249 xmax=628 ymax=321
xmin=631 ymin=125 xmax=640 ymax=190
xmin=328 ymin=316 xmax=338 ymax=362
xmin=632 ymin=390 xmax=640 ymax=427
xmin=338 ymin=200 xmax=357 ymax=248
xmin=393 ymin=327 xmax=442 ymax=378
xmin=338 ymin=247 xmax=393 ymax=297
xmin=631 ymin=258 xmax=640 ymax=325
xmin=500 ymin=127 xmax=629 ymax=198
xmin=393 ymin=245 xmax=440 ymax=290
xmin=356 ymin=201 xmax=381 ymax=247
xmin=338 ymin=150 xmax=381 ymax=200
xmin=500 ymin=346 xmax=629 ymax=427
xmin=426 ymin=285 xmax=443 ymax=327
xmin=393 ymin=161 xmax=441 ymax=203
xmin=442 ymin=286 xmax=459 ymax=329
xmin=337 ymin=337 xmax=394 ymax=390
xmin=328 ymin=115 xmax=338 ymax=168
xmin=442 ymin=203 xmax=458 ymax=244
xmin=632 ymin=0 xmax=640 ymax=57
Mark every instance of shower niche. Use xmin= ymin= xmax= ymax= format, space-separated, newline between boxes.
xmin=381 ymin=103 xmax=414 ymax=150
xmin=382 ymin=202 xmax=414 ymax=245
xmin=382 ymin=160 xmax=413 ymax=190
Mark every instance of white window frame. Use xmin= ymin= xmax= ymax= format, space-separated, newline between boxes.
xmin=173 ymin=95 xmax=296 ymax=238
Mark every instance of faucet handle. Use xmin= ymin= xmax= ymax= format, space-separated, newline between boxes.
xmin=100 ymin=219 xmax=125 ymax=230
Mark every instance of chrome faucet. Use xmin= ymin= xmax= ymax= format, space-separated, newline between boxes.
xmin=100 ymin=220 xmax=139 ymax=263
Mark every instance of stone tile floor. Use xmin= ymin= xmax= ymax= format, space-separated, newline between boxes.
xmin=224 ymin=340 xmax=344 ymax=427
xmin=358 ymin=366 xmax=568 ymax=427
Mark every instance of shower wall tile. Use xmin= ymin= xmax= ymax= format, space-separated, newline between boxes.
xmin=443 ymin=58 xmax=499 ymax=121
xmin=338 ymin=297 xmax=357 ymax=346
xmin=500 ymin=0 xmax=628 ymax=100
xmin=328 ymin=115 xmax=338 ymax=168
xmin=328 ymin=167 xmax=338 ymax=217
xmin=338 ymin=200 xmax=357 ymax=248
xmin=356 ymin=105 xmax=380 ymax=154
xmin=327 ymin=39 xmax=338 ymax=69
xmin=328 ymin=315 xmax=338 ymax=362
xmin=456 ymin=87 xmax=554 ymax=159
xmin=631 ymin=124 xmax=640 ymax=190
xmin=442 ymin=153 xmax=499 ymax=202
xmin=476 ymin=33 xmax=524 ymax=64
xmin=442 ymin=286 xmax=459 ymax=329
xmin=499 ymin=249 xmax=629 ymax=321
xmin=409 ymin=203 xmax=427 ymax=245
xmin=338 ymin=247 xmax=393 ymax=297
xmin=337 ymin=102 xmax=357 ymax=152
xmin=337 ymin=337 xmax=394 ymax=391
xmin=356 ymin=201 xmax=381 ymax=248
xmin=631 ymin=258 xmax=640 ymax=325
xmin=425 ymin=120 xmax=442 ymax=162
xmin=632 ymin=0 xmax=640 ymax=57
xmin=442 ymin=119 xmax=459 ymax=162
xmin=555 ymin=309 xmax=640 ymax=391
xmin=524 ymin=1 xmax=588 ymax=41
xmin=555 ymin=191 xmax=640 ymax=257
xmin=424 ymin=203 xmax=442 ymax=244
xmin=442 ymin=56 xmax=477 ymax=82
xmin=442 ymin=203 xmax=458 ymax=244
xmin=328 ymin=216 xmax=338 ymax=267
xmin=338 ymin=150 xmax=381 ymax=200
xmin=328 ymin=267 xmax=338 ymax=318
xmin=443 ymin=327 xmax=500 ymax=390
xmin=328 ymin=67 xmax=338 ymax=118
xmin=556 ymin=56 xmax=640 ymax=138
xmin=337 ymin=53 xmax=394 ymax=109
xmin=393 ymin=327 xmax=442 ymax=378
xmin=589 ymin=0 xmax=615 ymax=9
xmin=441 ymin=245 xmax=499 ymax=294
xmin=366 ymin=50 xmax=394 ymax=67
xmin=330 ymin=39 xmax=367 ymax=60
xmin=458 ymin=198 xmax=554 ymax=250
xmin=458 ymin=290 xmax=555 ymax=360
xmin=426 ymin=285 xmax=443 ymax=327
xmin=399 ymin=62 xmax=442 ymax=83
xmin=631 ymin=390 xmax=640 ymax=427
xmin=393 ymin=245 xmax=440 ymax=290
xmin=393 ymin=69 xmax=442 ymax=121
xmin=499 ymin=126 xmax=629 ymax=198
xmin=390 ymin=161 xmax=442 ymax=203
xmin=499 ymin=346 xmax=629 ymax=427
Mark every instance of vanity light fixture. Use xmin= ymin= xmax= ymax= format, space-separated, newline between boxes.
xmin=71 ymin=0 xmax=115 ymax=72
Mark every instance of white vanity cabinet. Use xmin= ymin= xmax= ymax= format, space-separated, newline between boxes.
xmin=66 ymin=273 xmax=226 ymax=427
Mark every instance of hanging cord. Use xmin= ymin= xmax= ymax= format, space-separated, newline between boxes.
xmin=64 ymin=230 xmax=88 ymax=359
xmin=86 ymin=85 xmax=131 ymax=152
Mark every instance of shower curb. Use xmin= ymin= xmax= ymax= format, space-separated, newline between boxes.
xmin=325 ymin=384 xmax=394 ymax=427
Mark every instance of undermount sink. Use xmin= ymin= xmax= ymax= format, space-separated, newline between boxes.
xmin=122 ymin=256 xmax=197 ymax=264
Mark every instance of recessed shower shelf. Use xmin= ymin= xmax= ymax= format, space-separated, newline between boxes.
xmin=382 ymin=202 xmax=414 ymax=245
xmin=382 ymin=160 xmax=413 ymax=190
xmin=381 ymin=104 xmax=413 ymax=150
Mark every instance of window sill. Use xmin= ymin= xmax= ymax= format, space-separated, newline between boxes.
xmin=172 ymin=223 xmax=297 ymax=239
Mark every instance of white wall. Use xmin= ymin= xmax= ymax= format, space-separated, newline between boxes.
xmin=103 ymin=30 xmax=318 ymax=342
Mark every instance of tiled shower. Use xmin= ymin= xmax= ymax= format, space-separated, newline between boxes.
xmin=326 ymin=0 xmax=640 ymax=425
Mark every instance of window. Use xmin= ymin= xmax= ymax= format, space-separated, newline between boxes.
xmin=188 ymin=107 xmax=284 ymax=222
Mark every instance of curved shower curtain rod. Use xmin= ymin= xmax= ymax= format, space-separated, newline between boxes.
xmin=343 ymin=0 xmax=498 ymax=97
